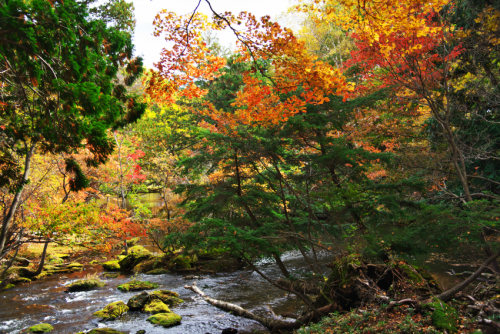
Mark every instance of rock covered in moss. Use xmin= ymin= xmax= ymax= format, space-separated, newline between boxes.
xmin=127 ymin=291 xmax=150 ymax=310
xmin=1 ymin=283 xmax=15 ymax=291
xmin=118 ymin=246 xmax=152 ymax=271
xmin=93 ymin=301 xmax=129 ymax=320
xmin=147 ymin=312 xmax=181 ymax=327
xmin=117 ymin=280 xmax=159 ymax=292
xmin=103 ymin=272 xmax=120 ymax=278
xmin=146 ymin=268 xmax=169 ymax=275
xmin=48 ymin=255 xmax=64 ymax=264
xmin=27 ymin=323 xmax=54 ymax=333
xmin=67 ymin=262 xmax=84 ymax=271
xmin=126 ymin=237 xmax=140 ymax=246
xmin=88 ymin=328 xmax=125 ymax=334
xmin=150 ymin=290 xmax=183 ymax=306
xmin=12 ymin=276 xmax=31 ymax=284
xmin=101 ymin=260 xmax=121 ymax=271
xmin=132 ymin=255 xmax=166 ymax=273
xmin=144 ymin=299 xmax=171 ymax=314
xmin=168 ymin=254 xmax=197 ymax=269
xmin=67 ymin=278 xmax=105 ymax=292
xmin=425 ymin=298 xmax=459 ymax=333
xmin=13 ymin=257 xmax=31 ymax=267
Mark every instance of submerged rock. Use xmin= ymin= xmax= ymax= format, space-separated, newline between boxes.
xmin=127 ymin=291 xmax=150 ymax=310
xmin=147 ymin=312 xmax=181 ymax=327
xmin=144 ymin=299 xmax=171 ymax=314
xmin=117 ymin=280 xmax=159 ymax=292
xmin=146 ymin=268 xmax=168 ymax=275
xmin=27 ymin=323 xmax=53 ymax=333
xmin=101 ymin=260 xmax=121 ymax=271
xmin=88 ymin=328 xmax=125 ymax=334
xmin=150 ymin=290 xmax=184 ymax=306
xmin=103 ymin=272 xmax=120 ymax=278
xmin=66 ymin=278 xmax=105 ymax=292
xmin=93 ymin=301 xmax=129 ymax=320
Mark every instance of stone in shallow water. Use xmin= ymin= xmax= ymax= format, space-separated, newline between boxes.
xmin=144 ymin=299 xmax=171 ymax=314
xmin=88 ymin=328 xmax=125 ymax=334
xmin=93 ymin=301 xmax=129 ymax=320
xmin=117 ymin=280 xmax=158 ymax=292
xmin=150 ymin=290 xmax=184 ymax=306
xmin=67 ymin=278 xmax=105 ymax=292
xmin=147 ymin=312 xmax=181 ymax=327
xmin=27 ymin=323 xmax=53 ymax=333
xmin=127 ymin=291 xmax=150 ymax=310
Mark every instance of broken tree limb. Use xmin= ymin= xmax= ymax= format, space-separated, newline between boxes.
xmin=385 ymin=298 xmax=419 ymax=312
xmin=185 ymin=282 xmax=339 ymax=333
xmin=436 ymin=249 xmax=500 ymax=302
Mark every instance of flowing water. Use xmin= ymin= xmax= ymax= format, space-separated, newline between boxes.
xmin=0 ymin=251 xmax=318 ymax=334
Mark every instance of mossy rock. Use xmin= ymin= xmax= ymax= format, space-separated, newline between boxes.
xmin=150 ymin=290 xmax=183 ymax=306
xmin=13 ymin=257 xmax=31 ymax=267
xmin=168 ymin=254 xmax=197 ymax=270
xmin=5 ymin=266 xmax=36 ymax=278
xmin=147 ymin=312 xmax=181 ymax=327
xmin=127 ymin=291 xmax=150 ymax=310
xmin=395 ymin=263 xmax=441 ymax=293
xmin=93 ymin=301 xmax=129 ymax=320
xmin=117 ymin=255 xmax=126 ymax=261
xmin=67 ymin=278 xmax=105 ymax=292
xmin=1 ymin=283 xmax=15 ymax=291
xmin=120 ymin=245 xmax=150 ymax=256
xmin=12 ymin=276 xmax=31 ymax=284
xmin=27 ymin=323 xmax=53 ymax=333
xmin=34 ymin=271 xmax=52 ymax=280
xmin=425 ymin=298 xmax=459 ymax=333
xmin=103 ymin=272 xmax=120 ymax=279
xmin=102 ymin=260 xmax=121 ymax=271
xmin=117 ymin=280 xmax=159 ymax=292
xmin=67 ymin=262 xmax=84 ymax=271
xmin=132 ymin=255 xmax=165 ymax=273
xmin=54 ymin=253 xmax=70 ymax=259
xmin=118 ymin=248 xmax=152 ymax=271
xmin=144 ymin=299 xmax=171 ymax=314
xmin=146 ymin=268 xmax=169 ymax=275
xmin=88 ymin=328 xmax=125 ymax=334
xmin=89 ymin=260 xmax=99 ymax=265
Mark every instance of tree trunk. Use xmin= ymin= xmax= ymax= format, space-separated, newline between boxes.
xmin=0 ymin=143 xmax=36 ymax=254
xmin=185 ymin=282 xmax=338 ymax=333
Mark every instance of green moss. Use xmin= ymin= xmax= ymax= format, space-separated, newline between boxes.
xmin=103 ymin=272 xmax=120 ymax=278
xmin=101 ymin=260 xmax=121 ymax=271
xmin=132 ymin=255 xmax=165 ymax=273
xmin=88 ymin=328 xmax=125 ymax=334
xmin=117 ymin=280 xmax=159 ymax=292
xmin=146 ymin=268 xmax=169 ymax=275
xmin=144 ymin=299 xmax=171 ymax=314
xmin=147 ymin=312 xmax=182 ymax=327
xmin=126 ymin=237 xmax=140 ymax=246
xmin=93 ymin=301 xmax=129 ymax=320
xmin=27 ymin=323 xmax=53 ymax=333
xmin=2 ymin=283 xmax=15 ymax=291
xmin=127 ymin=291 xmax=150 ymax=310
xmin=67 ymin=262 xmax=84 ymax=271
xmin=121 ymin=245 xmax=150 ymax=256
xmin=67 ymin=278 xmax=105 ymax=292
xmin=426 ymin=298 xmax=459 ymax=333
xmin=168 ymin=254 xmax=197 ymax=269
xmin=150 ymin=290 xmax=184 ymax=305
xmin=48 ymin=255 xmax=64 ymax=264
xmin=54 ymin=253 xmax=70 ymax=259
xmin=117 ymin=255 xmax=126 ymax=261
xmin=12 ymin=276 xmax=31 ymax=283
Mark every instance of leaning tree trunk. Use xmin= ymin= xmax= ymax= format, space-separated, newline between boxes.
xmin=436 ymin=248 xmax=500 ymax=302
xmin=185 ymin=283 xmax=338 ymax=333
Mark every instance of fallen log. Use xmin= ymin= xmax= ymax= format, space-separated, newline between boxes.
xmin=185 ymin=282 xmax=339 ymax=333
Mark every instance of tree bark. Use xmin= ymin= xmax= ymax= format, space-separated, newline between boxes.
xmin=436 ymin=248 xmax=500 ymax=302
xmin=0 ymin=143 xmax=36 ymax=255
xmin=185 ymin=282 xmax=338 ymax=333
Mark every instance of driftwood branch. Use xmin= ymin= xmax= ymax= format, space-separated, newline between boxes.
xmin=185 ymin=282 xmax=338 ymax=333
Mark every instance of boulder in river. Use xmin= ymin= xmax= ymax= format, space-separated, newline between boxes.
xmin=132 ymin=255 xmax=166 ymax=273
xmin=103 ymin=272 xmax=120 ymax=278
xmin=127 ymin=291 xmax=150 ymax=310
xmin=101 ymin=260 xmax=121 ymax=271
xmin=150 ymin=290 xmax=184 ymax=306
xmin=88 ymin=328 xmax=126 ymax=334
xmin=146 ymin=268 xmax=168 ymax=275
xmin=144 ymin=299 xmax=171 ymax=314
xmin=27 ymin=323 xmax=53 ymax=333
xmin=93 ymin=301 xmax=129 ymax=320
xmin=117 ymin=280 xmax=159 ymax=292
xmin=66 ymin=277 xmax=105 ymax=292
xmin=147 ymin=312 xmax=181 ymax=327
